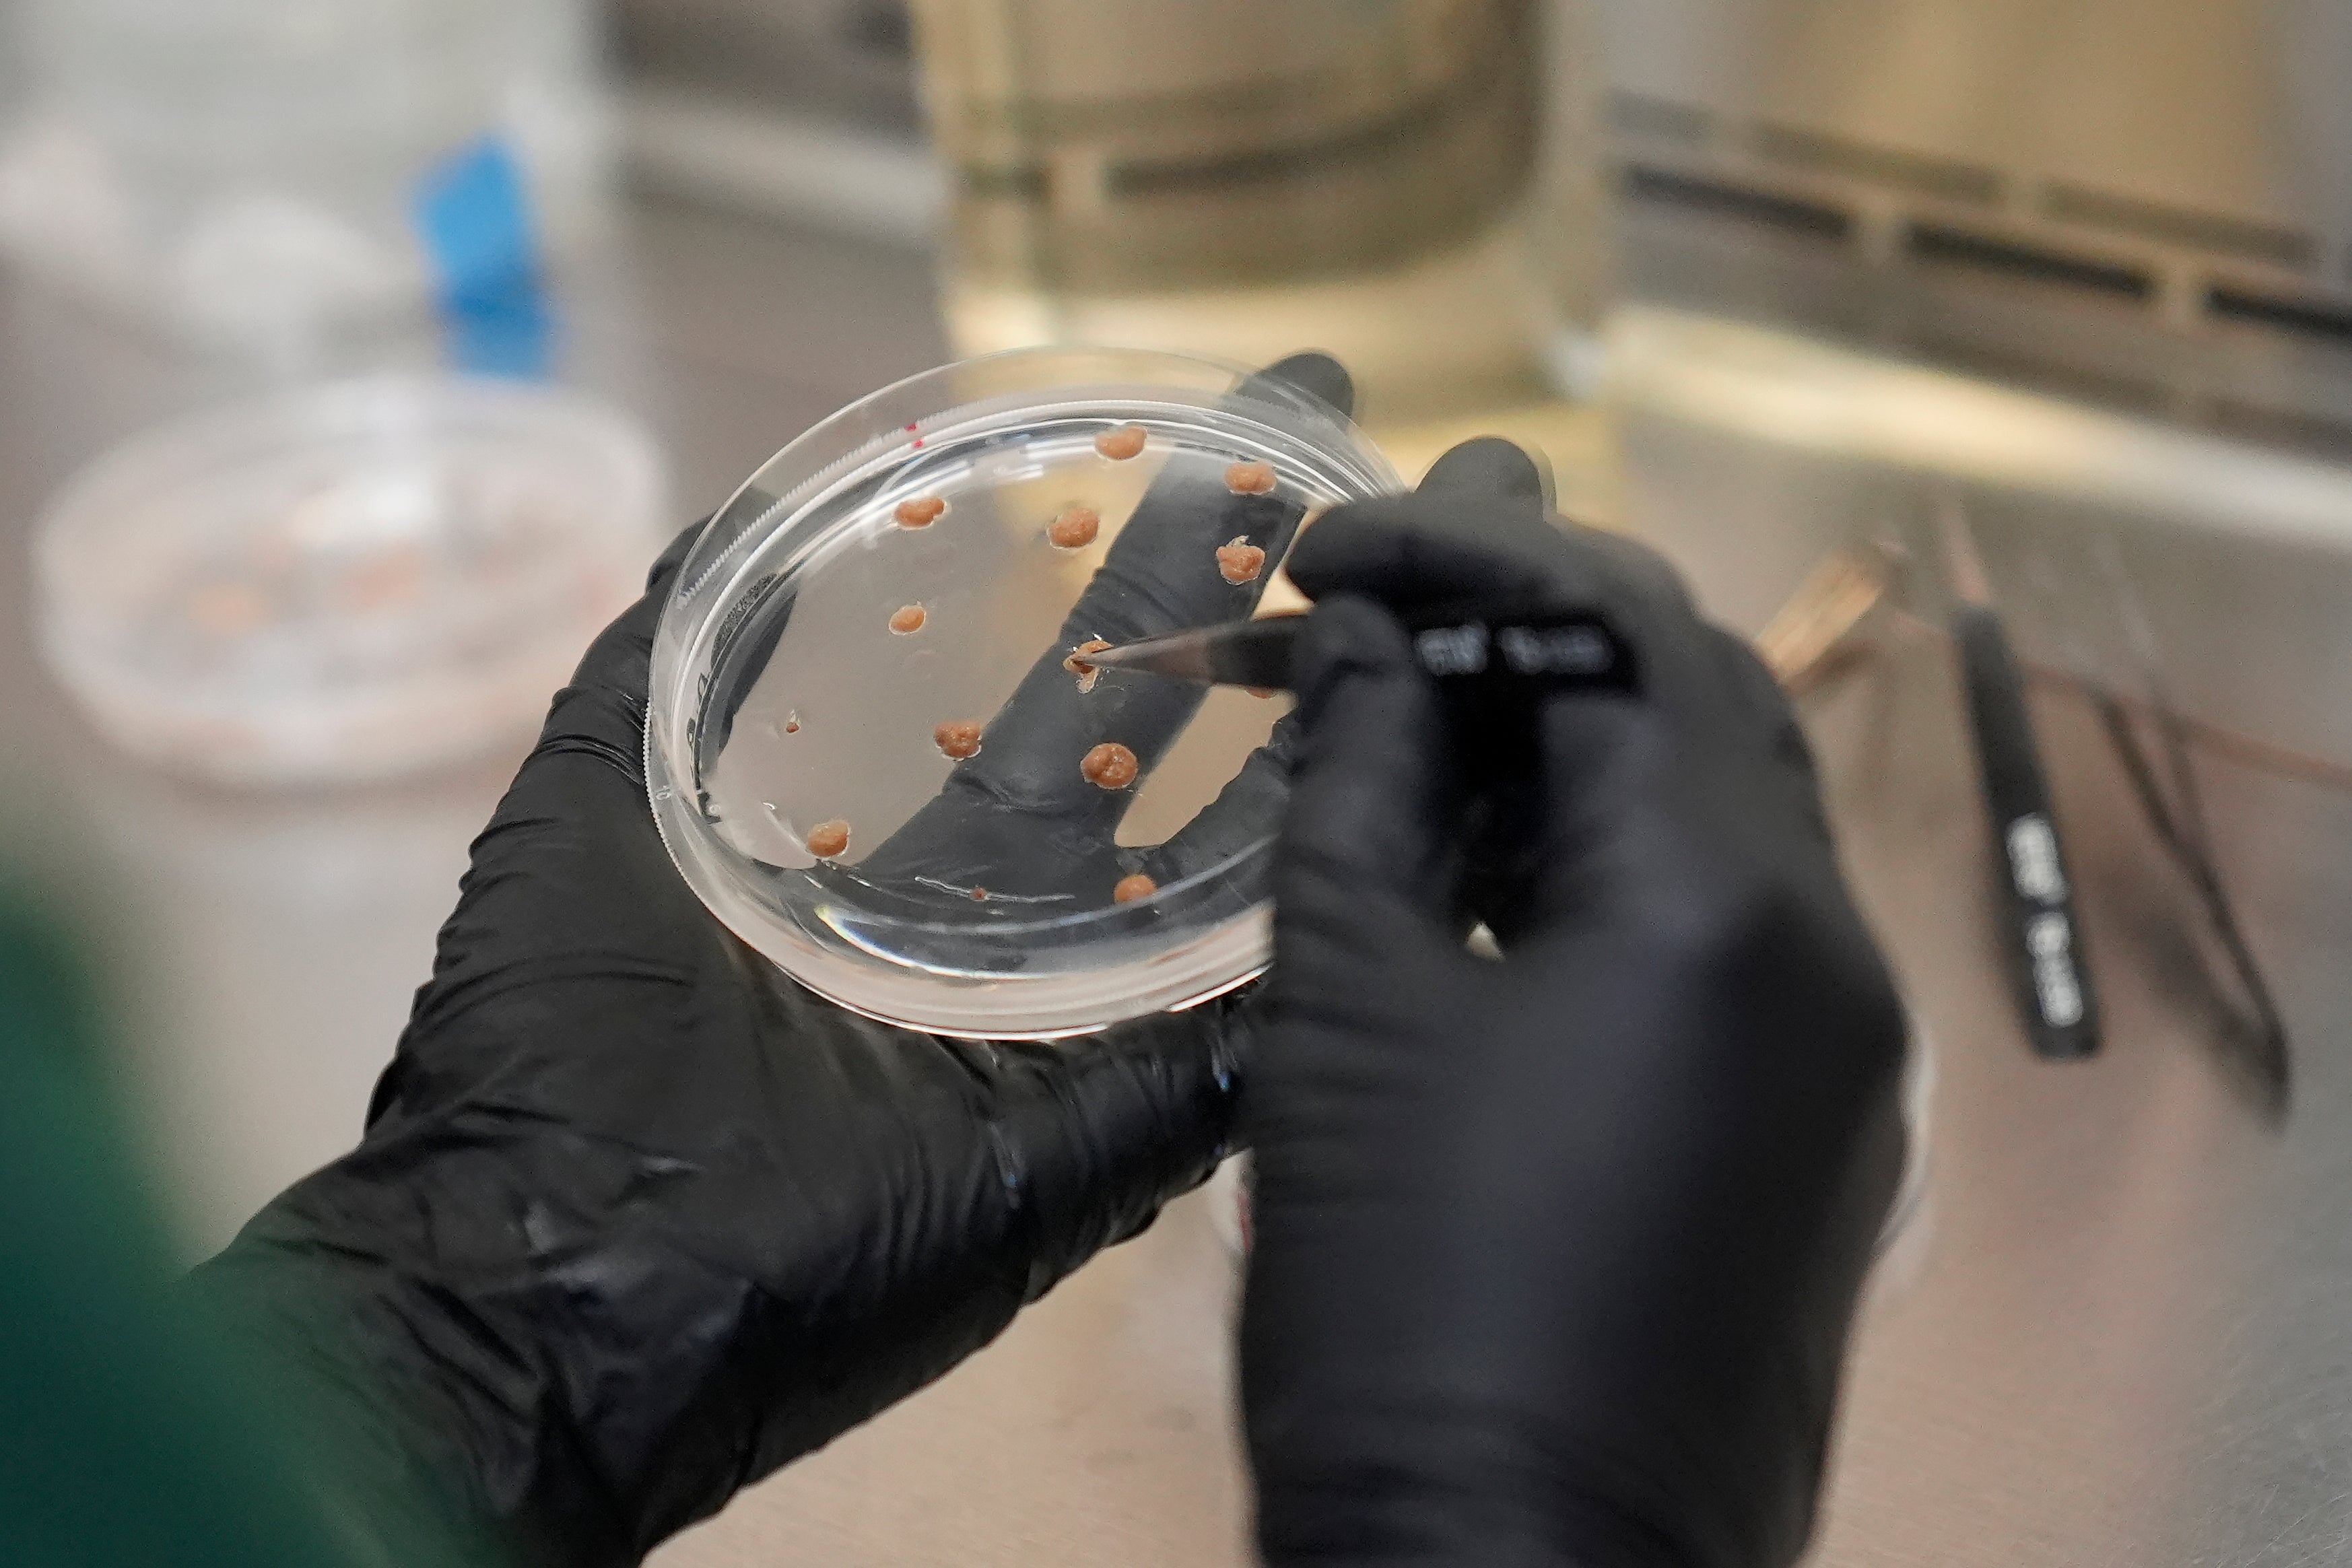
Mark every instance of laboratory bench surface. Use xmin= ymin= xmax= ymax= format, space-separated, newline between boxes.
xmin=5 ymin=196 xmax=2352 ymax=1567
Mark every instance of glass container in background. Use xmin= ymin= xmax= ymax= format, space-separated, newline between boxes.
xmin=0 ymin=0 xmax=608 ymax=349
xmin=907 ymin=0 xmax=1612 ymax=429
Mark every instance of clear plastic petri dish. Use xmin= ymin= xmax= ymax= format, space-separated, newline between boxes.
xmin=647 ymin=346 xmax=1401 ymax=1038
xmin=36 ymin=376 xmax=667 ymax=786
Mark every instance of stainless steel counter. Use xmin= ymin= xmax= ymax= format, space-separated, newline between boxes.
xmin=7 ymin=197 xmax=2352 ymax=1566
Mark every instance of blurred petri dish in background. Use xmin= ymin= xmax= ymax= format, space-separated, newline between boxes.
xmin=648 ymin=346 xmax=1399 ymax=1038
xmin=36 ymin=376 xmax=667 ymax=786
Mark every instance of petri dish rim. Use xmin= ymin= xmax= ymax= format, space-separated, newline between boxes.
xmin=646 ymin=345 xmax=1401 ymax=1038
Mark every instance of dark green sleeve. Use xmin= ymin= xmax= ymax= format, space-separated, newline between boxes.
xmin=0 ymin=891 xmax=477 ymax=1568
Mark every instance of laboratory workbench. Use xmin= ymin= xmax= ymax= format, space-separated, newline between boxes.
xmin=5 ymin=195 xmax=2352 ymax=1567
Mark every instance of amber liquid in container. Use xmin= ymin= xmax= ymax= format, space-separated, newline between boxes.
xmin=908 ymin=0 xmax=1612 ymax=428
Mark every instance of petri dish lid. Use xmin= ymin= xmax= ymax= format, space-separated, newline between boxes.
xmin=647 ymin=346 xmax=1401 ymax=1038
xmin=35 ymin=374 xmax=668 ymax=786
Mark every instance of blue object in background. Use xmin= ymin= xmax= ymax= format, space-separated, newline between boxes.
xmin=411 ymin=135 xmax=556 ymax=379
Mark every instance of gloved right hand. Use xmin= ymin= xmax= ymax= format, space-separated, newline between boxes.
xmin=1240 ymin=438 xmax=1910 ymax=1568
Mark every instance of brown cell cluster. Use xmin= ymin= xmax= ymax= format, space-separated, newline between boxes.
xmin=805 ymin=819 xmax=851 ymax=858
xmin=1081 ymin=741 xmax=1139 ymax=790
xmin=1048 ymin=504 xmax=1100 ymax=550
xmin=1095 ymin=423 xmax=1148 ymax=461
xmin=189 ymin=582 xmax=270 ymax=636
xmin=894 ymin=496 xmax=947 ymax=528
xmin=1215 ymin=535 xmax=1266 ymax=584
xmin=935 ymin=719 xmax=984 ymax=760
xmin=1065 ymin=638 xmax=1111 ymax=693
xmin=1113 ymin=873 xmax=1157 ymax=904
xmin=889 ymin=603 xmax=927 ymax=635
xmin=339 ymin=545 xmax=427 ymax=613
xmin=970 ymin=885 xmax=988 ymax=901
xmin=1225 ymin=461 xmax=1277 ymax=496
xmin=784 ymin=715 xmax=801 ymax=733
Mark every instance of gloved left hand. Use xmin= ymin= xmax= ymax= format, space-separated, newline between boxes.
xmin=185 ymin=353 xmax=1355 ymax=1567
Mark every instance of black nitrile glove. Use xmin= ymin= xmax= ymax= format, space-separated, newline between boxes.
xmin=187 ymin=353 xmax=1355 ymax=1568
xmin=1242 ymin=440 xmax=1910 ymax=1568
